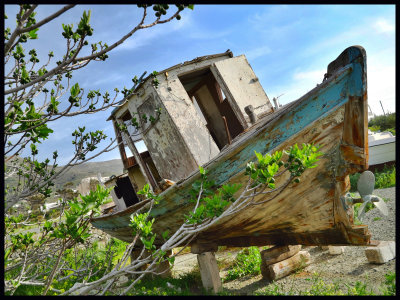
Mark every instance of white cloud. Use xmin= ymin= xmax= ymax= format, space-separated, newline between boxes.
xmin=245 ymin=46 xmax=272 ymax=60
xmin=111 ymin=10 xmax=194 ymax=52
xmin=265 ymin=68 xmax=326 ymax=107
xmin=373 ymin=19 xmax=395 ymax=33
xmin=186 ymin=27 xmax=232 ymax=40
xmin=366 ymin=60 xmax=395 ymax=115
xmin=85 ymin=73 xmax=125 ymax=87
xmin=293 ymin=69 xmax=325 ymax=82
xmin=268 ymin=58 xmax=395 ymax=116
xmin=302 ymin=15 xmax=395 ymax=59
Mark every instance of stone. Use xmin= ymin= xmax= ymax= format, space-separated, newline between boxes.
xmin=365 ymin=241 xmax=395 ymax=264
xmin=260 ymin=245 xmax=301 ymax=265
xmin=261 ymin=250 xmax=311 ymax=281
xmin=328 ymin=246 xmax=346 ymax=255
xmin=197 ymin=252 xmax=222 ymax=293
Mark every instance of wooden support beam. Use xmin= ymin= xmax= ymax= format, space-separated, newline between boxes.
xmin=197 ymin=252 xmax=222 ymax=294
xmin=112 ymin=120 xmax=128 ymax=169
xmin=191 ymin=242 xmax=218 ymax=254
xmin=261 ymin=250 xmax=311 ymax=281
xmin=260 ymin=245 xmax=301 ymax=266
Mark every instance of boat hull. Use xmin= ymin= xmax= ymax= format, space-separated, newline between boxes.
xmin=91 ymin=46 xmax=371 ymax=247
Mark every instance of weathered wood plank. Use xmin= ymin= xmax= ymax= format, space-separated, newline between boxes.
xmin=260 ymin=245 xmax=301 ymax=266
xmin=261 ymin=250 xmax=311 ymax=281
xmin=197 ymin=252 xmax=222 ymax=293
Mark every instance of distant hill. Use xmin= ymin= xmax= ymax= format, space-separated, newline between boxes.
xmin=53 ymin=159 xmax=124 ymax=189
xmin=5 ymin=158 xmax=124 ymax=190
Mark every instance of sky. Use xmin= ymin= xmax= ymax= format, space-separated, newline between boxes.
xmin=4 ymin=4 xmax=396 ymax=166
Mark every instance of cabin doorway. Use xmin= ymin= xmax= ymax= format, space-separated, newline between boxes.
xmin=114 ymin=175 xmax=139 ymax=207
xmin=178 ymin=69 xmax=244 ymax=150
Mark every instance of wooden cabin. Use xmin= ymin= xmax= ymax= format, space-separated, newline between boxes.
xmin=105 ymin=50 xmax=275 ymax=211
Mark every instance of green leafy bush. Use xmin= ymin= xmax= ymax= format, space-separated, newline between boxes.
xmin=374 ymin=166 xmax=396 ymax=189
xmin=225 ymin=246 xmax=261 ymax=281
xmin=368 ymin=113 xmax=396 ymax=133
xmin=349 ymin=164 xmax=395 ymax=192
xmin=381 ymin=272 xmax=396 ymax=295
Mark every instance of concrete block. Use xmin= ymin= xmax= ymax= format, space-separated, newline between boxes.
xmin=260 ymin=245 xmax=301 ymax=265
xmin=328 ymin=246 xmax=346 ymax=255
xmin=261 ymin=250 xmax=311 ymax=281
xmin=197 ymin=252 xmax=222 ymax=293
xmin=365 ymin=241 xmax=395 ymax=264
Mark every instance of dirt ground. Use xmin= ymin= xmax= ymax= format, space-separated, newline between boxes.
xmin=171 ymin=187 xmax=396 ymax=295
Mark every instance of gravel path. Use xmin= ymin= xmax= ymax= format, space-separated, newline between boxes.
xmin=171 ymin=187 xmax=396 ymax=295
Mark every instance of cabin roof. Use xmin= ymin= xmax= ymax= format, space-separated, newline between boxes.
xmin=107 ymin=50 xmax=233 ymax=121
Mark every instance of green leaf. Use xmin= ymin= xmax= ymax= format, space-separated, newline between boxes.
xmin=70 ymin=83 xmax=80 ymax=97
xmin=199 ymin=166 xmax=205 ymax=175
xmin=255 ymin=151 xmax=263 ymax=163
xmin=37 ymin=126 xmax=54 ymax=139
xmin=162 ymin=230 xmax=170 ymax=240
xmin=28 ymin=28 xmax=39 ymax=39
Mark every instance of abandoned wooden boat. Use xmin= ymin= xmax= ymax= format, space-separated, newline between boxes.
xmin=91 ymin=45 xmax=373 ymax=247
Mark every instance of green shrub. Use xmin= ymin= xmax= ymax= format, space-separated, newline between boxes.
xmin=368 ymin=113 xmax=396 ymax=133
xmin=349 ymin=173 xmax=361 ymax=192
xmin=368 ymin=125 xmax=381 ymax=132
xmin=349 ymin=165 xmax=395 ymax=192
xmin=381 ymin=272 xmax=396 ymax=296
xmin=302 ymin=273 xmax=345 ymax=295
xmin=127 ymin=268 xmax=201 ymax=295
xmin=387 ymin=128 xmax=396 ymax=136
xmin=374 ymin=166 xmax=396 ymax=189
xmin=224 ymin=246 xmax=261 ymax=281
xmin=345 ymin=281 xmax=375 ymax=295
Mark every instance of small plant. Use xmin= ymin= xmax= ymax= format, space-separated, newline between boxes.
xmin=302 ymin=273 xmax=344 ymax=295
xmin=374 ymin=165 xmax=396 ymax=189
xmin=255 ymin=282 xmax=292 ymax=295
xmin=224 ymin=246 xmax=261 ymax=281
xmin=294 ymin=253 xmax=309 ymax=274
xmin=127 ymin=267 xmax=201 ymax=296
xmin=345 ymin=281 xmax=375 ymax=295
xmin=373 ymin=217 xmax=382 ymax=222
xmin=380 ymin=272 xmax=396 ymax=296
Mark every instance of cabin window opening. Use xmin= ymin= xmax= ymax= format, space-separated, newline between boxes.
xmin=220 ymin=88 xmax=227 ymax=103
xmin=178 ymin=68 xmax=244 ymax=150
xmin=124 ymin=145 xmax=133 ymax=157
xmin=134 ymin=140 xmax=148 ymax=153
xmin=121 ymin=111 xmax=142 ymax=144
xmin=119 ymin=110 xmax=162 ymax=190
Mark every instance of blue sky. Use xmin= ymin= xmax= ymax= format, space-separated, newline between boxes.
xmin=5 ymin=4 xmax=395 ymax=166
